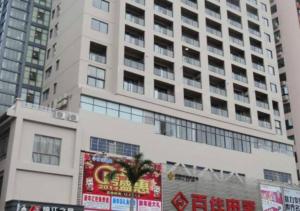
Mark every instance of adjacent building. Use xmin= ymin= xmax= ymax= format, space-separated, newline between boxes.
xmin=270 ymin=0 xmax=300 ymax=179
xmin=0 ymin=0 xmax=51 ymax=113
xmin=0 ymin=0 xmax=298 ymax=210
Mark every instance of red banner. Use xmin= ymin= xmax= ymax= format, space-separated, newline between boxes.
xmin=82 ymin=152 xmax=162 ymax=211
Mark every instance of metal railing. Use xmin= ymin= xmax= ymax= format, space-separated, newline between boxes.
xmin=154 ymin=45 xmax=174 ymax=57
xmin=234 ymin=93 xmax=250 ymax=103
xmin=182 ymin=36 xmax=200 ymax=47
xmin=182 ymin=16 xmax=199 ymax=27
xmin=124 ymin=58 xmax=144 ymax=71
xmin=205 ymin=8 xmax=221 ymax=19
xmin=183 ymin=56 xmax=201 ymax=66
xmin=125 ymin=13 xmax=145 ymax=26
xmin=249 ymin=28 xmax=261 ymax=37
xmin=226 ymin=2 xmax=241 ymax=11
xmin=123 ymin=82 xmax=144 ymax=94
xmin=228 ymin=19 xmax=242 ymax=29
xmin=132 ymin=0 xmax=145 ymax=5
xmin=206 ymin=26 xmax=222 ymax=37
xmin=183 ymin=77 xmax=201 ymax=88
xmin=252 ymin=63 xmax=265 ymax=72
xmin=208 ymin=46 xmax=224 ymax=56
xmin=210 ymin=86 xmax=227 ymax=96
xmin=154 ymin=24 xmax=173 ymax=37
xmin=259 ymin=120 xmax=272 ymax=129
xmin=181 ymin=0 xmax=198 ymax=9
xmin=255 ymin=81 xmax=267 ymax=90
xmin=212 ymin=107 xmax=228 ymax=117
xmin=251 ymin=45 xmax=263 ymax=54
xmin=256 ymin=101 xmax=269 ymax=109
xmin=236 ymin=114 xmax=251 ymax=123
xmin=89 ymin=53 xmax=106 ymax=64
xmin=124 ymin=34 xmax=144 ymax=47
xmin=184 ymin=99 xmax=203 ymax=110
xmin=154 ymin=91 xmax=175 ymax=103
xmin=231 ymin=54 xmax=246 ymax=65
xmin=154 ymin=68 xmax=175 ymax=80
xmin=247 ymin=12 xmax=259 ymax=21
xmin=154 ymin=4 xmax=173 ymax=17
xmin=208 ymin=65 xmax=225 ymax=75
xmin=229 ymin=36 xmax=244 ymax=46
xmin=233 ymin=73 xmax=248 ymax=83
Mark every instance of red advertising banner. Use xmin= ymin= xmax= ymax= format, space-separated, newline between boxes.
xmin=260 ymin=184 xmax=283 ymax=211
xmin=82 ymin=152 xmax=162 ymax=211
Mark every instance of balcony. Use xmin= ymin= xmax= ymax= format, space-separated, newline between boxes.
xmin=208 ymin=45 xmax=224 ymax=56
xmin=125 ymin=34 xmax=144 ymax=47
xmin=236 ymin=113 xmax=251 ymax=123
xmin=228 ymin=11 xmax=242 ymax=29
xmin=125 ymin=6 xmax=145 ymax=26
xmin=233 ymin=73 xmax=247 ymax=83
xmin=181 ymin=0 xmax=198 ymax=9
xmin=154 ymin=44 xmax=174 ymax=57
xmin=254 ymin=73 xmax=267 ymax=90
xmin=234 ymin=84 xmax=249 ymax=104
xmin=231 ymin=54 xmax=246 ymax=65
xmin=247 ymin=0 xmax=257 ymax=5
xmin=226 ymin=0 xmax=241 ymax=11
xmin=247 ymin=5 xmax=259 ymax=21
xmin=125 ymin=27 xmax=144 ymax=47
xmin=182 ymin=35 xmax=199 ymax=47
xmin=208 ymin=56 xmax=225 ymax=75
xmin=256 ymin=100 xmax=269 ymax=109
xmin=228 ymin=19 xmax=242 ymax=29
xmin=185 ymin=99 xmax=202 ymax=110
xmin=248 ymin=12 xmax=259 ymax=21
xmin=124 ymin=58 xmax=144 ymax=71
xmin=211 ymin=97 xmax=228 ymax=117
xmin=183 ymin=48 xmax=200 ymax=67
xmin=154 ymin=65 xmax=175 ymax=80
xmin=209 ymin=65 xmax=225 ymax=75
xmin=123 ymin=71 xmax=144 ymax=95
xmin=154 ymin=23 xmax=173 ymax=37
xmin=154 ymin=0 xmax=173 ymax=17
xmin=206 ymin=26 xmax=222 ymax=37
xmin=183 ymin=56 xmax=200 ymax=66
xmin=205 ymin=8 xmax=221 ymax=19
xmin=210 ymin=76 xmax=226 ymax=96
xmin=234 ymin=93 xmax=250 ymax=103
xmin=184 ymin=89 xmax=202 ymax=110
xmin=132 ymin=0 xmax=145 ymax=5
xmin=229 ymin=36 xmax=244 ymax=46
xmin=210 ymin=86 xmax=226 ymax=96
xmin=124 ymin=47 xmax=144 ymax=71
xmin=154 ymin=91 xmax=175 ymax=103
xmin=255 ymin=81 xmax=267 ymax=90
xmin=236 ymin=105 xmax=251 ymax=123
xmin=251 ymin=45 xmax=263 ymax=54
xmin=259 ymin=120 xmax=271 ymax=129
xmin=154 ymin=80 xmax=175 ymax=103
xmin=89 ymin=42 xmax=106 ymax=64
xmin=183 ymin=67 xmax=201 ymax=89
xmin=182 ymin=16 xmax=198 ymax=27
xmin=212 ymin=107 xmax=228 ymax=117
xmin=181 ymin=9 xmax=198 ymax=27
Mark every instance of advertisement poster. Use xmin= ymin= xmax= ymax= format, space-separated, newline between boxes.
xmin=82 ymin=152 xmax=162 ymax=211
xmin=284 ymin=188 xmax=300 ymax=210
xmin=260 ymin=184 xmax=283 ymax=211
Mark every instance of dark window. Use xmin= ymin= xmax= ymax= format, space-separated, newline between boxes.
xmin=264 ymin=169 xmax=292 ymax=183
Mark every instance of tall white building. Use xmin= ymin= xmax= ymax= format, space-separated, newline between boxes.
xmin=0 ymin=0 xmax=297 ymax=210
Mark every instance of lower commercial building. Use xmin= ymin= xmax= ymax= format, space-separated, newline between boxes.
xmin=0 ymin=99 xmax=297 ymax=210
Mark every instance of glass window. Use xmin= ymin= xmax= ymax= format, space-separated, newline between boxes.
xmin=0 ymin=129 xmax=9 ymax=161
xmin=8 ymin=18 xmax=26 ymax=30
xmin=29 ymin=26 xmax=48 ymax=46
xmin=275 ymin=120 xmax=282 ymax=135
xmin=0 ymin=172 xmax=3 ymax=198
xmin=92 ymin=0 xmax=109 ymax=12
xmin=268 ymin=65 xmax=275 ymax=75
xmin=21 ymin=88 xmax=40 ymax=104
xmin=7 ymin=28 xmax=25 ymax=40
xmin=0 ymin=81 xmax=16 ymax=94
xmin=91 ymin=18 xmax=108 ymax=33
xmin=0 ymin=93 xmax=15 ymax=106
xmin=4 ymin=48 xmax=22 ymax=60
xmin=34 ymin=0 xmax=52 ymax=7
xmin=264 ymin=169 xmax=292 ymax=183
xmin=5 ymin=38 xmax=23 ymax=51
xmin=0 ymin=70 xmax=18 ymax=83
xmin=32 ymin=135 xmax=61 ymax=165
xmin=87 ymin=65 xmax=105 ymax=89
xmin=23 ymin=67 xmax=43 ymax=87
xmin=12 ymin=0 xmax=28 ymax=10
xmin=26 ymin=46 xmax=46 ymax=66
xmin=32 ymin=7 xmax=50 ymax=26
xmin=10 ymin=8 xmax=27 ymax=20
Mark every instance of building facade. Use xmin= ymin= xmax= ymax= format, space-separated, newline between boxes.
xmin=0 ymin=0 xmax=51 ymax=113
xmin=270 ymin=0 xmax=300 ymax=179
xmin=0 ymin=0 xmax=298 ymax=210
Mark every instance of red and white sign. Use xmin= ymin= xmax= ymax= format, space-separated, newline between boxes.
xmin=260 ymin=185 xmax=283 ymax=211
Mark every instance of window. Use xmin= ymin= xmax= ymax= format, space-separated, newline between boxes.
xmin=10 ymin=8 xmax=27 ymax=20
xmin=264 ymin=33 xmax=271 ymax=43
xmin=275 ymin=120 xmax=282 ymax=135
xmin=53 ymin=83 xmax=57 ymax=94
xmin=0 ymin=172 xmax=3 ymax=198
xmin=21 ymin=88 xmax=40 ymax=104
xmin=52 ymin=43 xmax=57 ymax=57
xmin=90 ymin=137 xmax=140 ymax=157
xmin=26 ymin=46 xmax=46 ymax=66
xmin=42 ymin=89 xmax=49 ymax=101
xmin=0 ymin=129 xmax=9 ymax=161
xmin=51 ymin=9 xmax=55 ymax=19
xmin=261 ymin=3 xmax=267 ymax=12
xmin=266 ymin=49 xmax=273 ymax=59
xmin=32 ymin=135 xmax=61 ymax=165
xmin=32 ymin=7 xmax=50 ymax=26
xmin=29 ymin=26 xmax=48 ymax=45
xmin=34 ymin=0 xmax=52 ymax=7
xmin=268 ymin=65 xmax=275 ymax=75
xmin=45 ymin=67 xmax=52 ymax=79
xmin=91 ymin=19 xmax=108 ymax=33
xmin=87 ymin=65 xmax=105 ymax=89
xmin=56 ymin=4 xmax=61 ymax=17
xmin=270 ymin=83 xmax=277 ymax=93
xmin=284 ymin=103 xmax=291 ymax=113
xmin=92 ymin=0 xmax=109 ymax=12
xmin=264 ymin=169 xmax=292 ymax=183
xmin=263 ymin=17 xmax=269 ymax=27
xmin=54 ymin=24 xmax=59 ymax=36
xmin=23 ymin=67 xmax=43 ymax=87
xmin=7 ymin=28 xmax=25 ymax=41
xmin=56 ymin=60 xmax=60 ymax=71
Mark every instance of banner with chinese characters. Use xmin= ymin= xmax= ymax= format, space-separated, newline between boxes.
xmin=284 ymin=188 xmax=300 ymax=210
xmin=260 ymin=184 xmax=284 ymax=211
xmin=81 ymin=152 xmax=162 ymax=211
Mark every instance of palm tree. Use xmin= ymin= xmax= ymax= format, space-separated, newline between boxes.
xmin=107 ymin=153 xmax=155 ymax=211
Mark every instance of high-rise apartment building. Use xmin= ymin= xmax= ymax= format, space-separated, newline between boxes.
xmin=270 ymin=0 xmax=300 ymax=179
xmin=0 ymin=0 xmax=51 ymax=113
xmin=0 ymin=0 xmax=298 ymax=210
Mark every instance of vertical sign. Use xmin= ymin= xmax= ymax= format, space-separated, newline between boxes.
xmin=260 ymin=184 xmax=283 ymax=211
xmin=284 ymin=188 xmax=300 ymax=210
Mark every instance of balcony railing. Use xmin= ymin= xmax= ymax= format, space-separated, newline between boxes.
xmin=183 ymin=56 xmax=201 ymax=66
xmin=132 ymin=0 xmax=145 ymax=5
xmin=182 ymin=16 xmax=199 ymax=27
xmin=154 ymin=67 xmax=175 ymax=80
xmin=184 ymin=99 xmax=203 ymax=110
xmin=255 ymin=81 xmax=267 ymax=90
xmin=208 ymin=64 xmax=225 ymax=75
xmin=89 ymin=52 xmax=106 ymax=64
xmin=123 ymin=82 xmax=144 ymax=94
xmin=124 ymin=34 xmax=144 ymax=47
xmin=234 ymin=93 xmax=250 ymax=103
xmin=154 ymin=4 xmax=173 ymax=17
xmin=154 ymin=24 xmax=173 ymax=37
xmin=154 ymin=91 xmax=175 ymax=103
xmin=181 ymin=0 xmax=198 ymax=9
xmin=259 ymin=120 xmax=271 ymax=129
xmin=256 ymin=100 xmax=269 ymax=109
xmin=154 ymin=45 xmax=174 ymax=57
xmin=252 ymin=63 xmax=264 ymax=72
xmin=274 ymin=110 xmax=280 ymax=117
xmin=212 ymin=107 xmax=228 ymax=117
xmin=182 ymin=36 xmax=200 ymax=47
xmin=231 ymin=54 xmax=246 ymax=65
xmin=124 ymin=58 xmax=144 ymax=71
xmin=249 ymin=28 xmax=261 ymax=37
xmin=236 ymin=114 xmax=251 ymax=123
xmin=206 ymin=26 xmax=222 ymax=37
xmin=125 ymin=13 xmax=145 ymax=26
xmin=208 ymin=46 xmax=224 ymax=56
xmin=228 ymin=19 xmax=242 ymax=29
xmin=248 ymin=12 xmax=259 ymax=21
xmin=226 ymin=2 xmax=241 ymax=11
xmin=251 ymin=45 xmax=263 ymax=54
xmin=233 ymin=73 xmax=247 ymax=83
xmin=183 ymin=77 xmax=201 ymax=88
xmin=205 ymin=8 xmax=221 ymax=19
xmin=247 ymin=0 xmax=257 ymax=5
xmin=210 ymin=86 xmax=227 ymax=96
xmin=229 ymin=36 xmax=244 ymax=46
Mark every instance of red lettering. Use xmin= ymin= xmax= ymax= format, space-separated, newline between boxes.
xmin=242 ymin=200 xmax=255 ymax=211
xmin=226 ymin=199 xmax=240 ymax=211
xmin=192 ymin=194 xmax=207 ymax=211
xmin=210 ymin=197 xmax=225 ymax=211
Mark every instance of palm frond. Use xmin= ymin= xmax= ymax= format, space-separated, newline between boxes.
xmin=106 ymin=170 xmax=118 ymax=181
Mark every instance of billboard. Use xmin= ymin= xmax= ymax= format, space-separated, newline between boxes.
xmin=284 ymin=188 xmax=300 ymax=210
xmin=260 ymin=184 xmax=284 ymax=211
xmin=81 ymin=152 xmax=162 ymax=211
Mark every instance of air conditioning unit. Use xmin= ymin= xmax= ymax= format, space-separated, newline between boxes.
xmin=56 ymin=98 xmax=68 ymax=109
xmin=282 ymin=95 xmax=289 ymax=102
xmin=54 ymin=110 xmax=66 ymax=120
xmin=67 ymin=113 xmax=79 ymax=122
